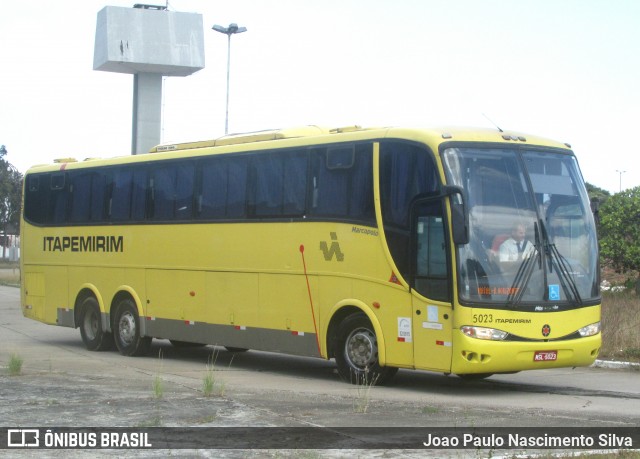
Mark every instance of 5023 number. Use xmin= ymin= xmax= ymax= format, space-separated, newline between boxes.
xmin=472 ymin=314 xmax=493 ymax=324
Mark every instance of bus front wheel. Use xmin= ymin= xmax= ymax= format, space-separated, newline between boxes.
xmin=334 ymin=313 xmax=398 ymax=385
xmin=113 ymin=299 xmax=151 ymax=357
xmin=79 ymin=297 xmax=113 ymax=351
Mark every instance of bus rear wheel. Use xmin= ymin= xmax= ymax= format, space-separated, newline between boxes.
xmin=334 ymin=313 xmax=398 ymax=385
xmin=113 ymin=299 xmax=151 ymax=357
xmin=79 ymin=297 xmax=113 ymax=351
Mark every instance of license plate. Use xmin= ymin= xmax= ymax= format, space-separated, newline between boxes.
xmin=533 ymin=350 xmax=558 ymax=362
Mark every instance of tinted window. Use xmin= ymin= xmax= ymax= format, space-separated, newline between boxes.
xmin=151 ymin=163 xmax=194 ymax=221
xmin=253 ymin=151 xmax=307 ymax=217
xmin=69 ymin=172 xmax=93 ymax=222
xmin=199 ymin=155 xmax=248 ymax=219
xmin=380 ymin=142 xmax=439 ymax=228
xmin=24 ymin=174 xmax=51 ymax=224
xmin=131 ymin=168 xmax=149 ymax=220
xmin=309 ymin=143 xmax=374 ymax=223
xmin=110 ymin=169 xmax=133 ymax=221
xmin=24 ymin=142 xmax=376 ymax=227
xmin=379 ymin=141 xmax=440 ymax=280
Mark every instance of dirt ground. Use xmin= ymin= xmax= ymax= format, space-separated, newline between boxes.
xmin=2 ymin=284 xmax=639 ymax=458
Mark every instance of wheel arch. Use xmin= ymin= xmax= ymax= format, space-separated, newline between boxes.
xmin=325 ymin=299 xmax=387 ymax=366
xmin=73 ymin=284 xmax=104 ymax=329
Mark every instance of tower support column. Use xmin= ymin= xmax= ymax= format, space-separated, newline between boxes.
xmin=132 ymin=73 xmax=162 ymax=154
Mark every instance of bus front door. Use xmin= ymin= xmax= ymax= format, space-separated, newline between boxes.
xmin=411 ymin=294 xmax=453 ymax=373
xmin=410 ymin=202 xmax=453 ymax=373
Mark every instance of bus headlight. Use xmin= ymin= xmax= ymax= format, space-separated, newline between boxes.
xmin=578 ymin=322 xmax=601 ymax=337
xmin=461 ymin=326 xmax=508 ymax=341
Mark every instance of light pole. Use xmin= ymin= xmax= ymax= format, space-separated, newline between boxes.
xmin=616 ymin=169 xmax=626 ymax=193
xmin=212 ymin=23 xmax=247 ymax=135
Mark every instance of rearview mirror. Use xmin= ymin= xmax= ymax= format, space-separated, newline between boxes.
xmin=442 ymin=185 xmax=469 ymax=245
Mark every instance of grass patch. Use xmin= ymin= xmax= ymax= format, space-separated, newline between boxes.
xmin=8 ymin=353 xmax=23 ymax=376
xmin=600 ymin=290 xmax=640 ymax=362
xmin=421 ymin=406 xmax=439 ymax=415
xmin=137 ymin=414 xmax=162 ymax=428
xmin=351 ymin=369 xmax=377 ymax=414
xmin=152 ymin=375 xmax=164 ymax=399
xmin=152 ymin=349 xmax=164 ymax=399
xmin=202 ymin=350 xmax=230 ymax=397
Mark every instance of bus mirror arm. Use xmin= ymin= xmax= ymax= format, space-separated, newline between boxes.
xmin=441 ymin=185 xmax=469 ymax=245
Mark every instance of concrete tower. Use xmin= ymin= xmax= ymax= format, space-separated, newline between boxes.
xmin=93 ymin=4 xmax=205 ymax=154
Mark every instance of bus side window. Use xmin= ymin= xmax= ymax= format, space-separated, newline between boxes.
xmin=24 ymin=174 xmax=46 ymax=224
xmin=253 ymin=154 xmax=284 ymax=217
xmin=110 ymin=169 xmax=133 ymax=221
xmin=152 ymin=162 xmax=195 ymax=220
xmin=312 ymin=151 xmax=349 ymax=216
xmin=309 ymin=144 xmax=374 ymax=223
xmin=69 ymin=172 xmax=93 ymax=223
xmin=413 ymin=202 xmax=449 ymax=301
xmin=379 ymin=141 xmax=439 ymax=282
xmin=199 ymin=155 xmax=248 ymax=220
xmin=253 ymin=150 xmax=306 ymax=217
xmin=131 ymin=168 xmax=149 ymax=221
xmin=175 ymin=163 xmax=195 ymax=219
xmin=91 ymin=172 xmax=108 ymax=222
xmin=152 ymin=166 xmax=176 ymax=220
xmin=283 ymin=151 xmax=307 ymax=216
xmin=51 ymin=173 xmax=68 ymax=224
xmin=199 ymin=158 xmax=229 ymax=219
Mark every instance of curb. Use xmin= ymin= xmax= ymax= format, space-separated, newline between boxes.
xmin=592 ymin=359 xmax=640 ymax=370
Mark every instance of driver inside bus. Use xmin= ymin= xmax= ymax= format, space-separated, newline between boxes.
xmin=499 ymin=222 xmax=534 ymax=262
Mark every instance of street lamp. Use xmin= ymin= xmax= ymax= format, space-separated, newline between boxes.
xmin=616 ymin=169 xmax=626 ymax=193
xmin=212 ymin=22 xmax=247 ymax=135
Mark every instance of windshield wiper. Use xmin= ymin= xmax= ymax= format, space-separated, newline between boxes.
xmin=506 ymin=223 xmax=542 ymax=307
xmin=540 ymin=220 xmax=582 ymax=305
xmin=506 ymin=247 xmax=539 ymax=307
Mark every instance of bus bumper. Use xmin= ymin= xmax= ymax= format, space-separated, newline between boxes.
xmin=450 ymin=332 xmax=602 ymax=375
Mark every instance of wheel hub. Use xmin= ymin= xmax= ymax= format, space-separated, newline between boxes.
xmin=346 ymin=328 xmax=377 ymax=368
xmin=118 ymin=312 xmax=136 ymax=345
xmin=84 ymin=310 xmax=99 ymax=340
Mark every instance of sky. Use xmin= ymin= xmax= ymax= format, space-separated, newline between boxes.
xmin=1 ymin=0 xmax=639 ymax=194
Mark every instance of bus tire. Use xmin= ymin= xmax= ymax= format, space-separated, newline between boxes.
xmin=79 ymin=297 xmax=114 ymax=351
xmin=113 ymin=299 xmax=151 ymax=357
xmin=334 ymin=313 xmax=398 ymax=385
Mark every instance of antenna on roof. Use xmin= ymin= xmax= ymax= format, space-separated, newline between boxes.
xmin=482 ymin=113 xmax=504 ymax=133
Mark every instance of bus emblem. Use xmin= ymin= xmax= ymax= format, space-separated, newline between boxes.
xmin=542 ymin=324 xmax=551 ymax=337
xmin=319 ymin=232 xmax=344 ymax=262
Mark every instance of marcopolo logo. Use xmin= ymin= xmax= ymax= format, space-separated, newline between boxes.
xmin=319 ymin=232 xmax=344 ymax=262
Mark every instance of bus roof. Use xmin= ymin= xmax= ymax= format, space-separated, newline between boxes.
xmin=31 ymin=125 xmax=572 ymax=173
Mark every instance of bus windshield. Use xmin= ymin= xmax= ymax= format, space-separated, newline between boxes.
xmin=442 ymin=146 xmax=599 ymax=310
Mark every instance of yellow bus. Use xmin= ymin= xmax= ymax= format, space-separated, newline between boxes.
xmin=20 ymin=125 xmax=601 ymax=384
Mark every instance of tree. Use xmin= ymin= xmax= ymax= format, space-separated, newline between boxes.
xmin=0 ymin=145 xmax=23 ymax=259
xmin=598 ymin=186 xmax=640 ymax=275
xmin=585 ymin=182 xmax=610 ymax=227
xmin=586 ymin=182 xmax=611 ymax=204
